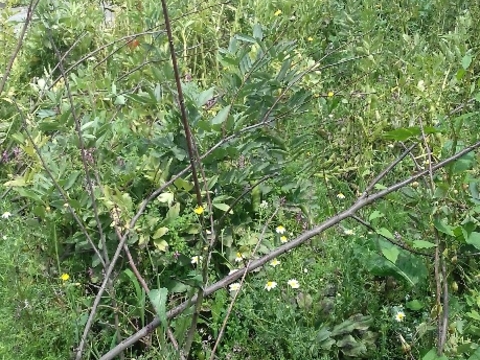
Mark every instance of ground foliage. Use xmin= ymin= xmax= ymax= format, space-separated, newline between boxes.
xmin=1 ymin=0 xmax=480 ymax=359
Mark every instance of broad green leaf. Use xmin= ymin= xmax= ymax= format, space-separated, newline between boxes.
xmin=466 ymin=232 xmax=480 ymax=250
xmin=412 ymin=240 xmax=437 ymax=249
xmin=211 ymin=105 xmax=231 ymax=125
xmin=235 ymin=33 xmax=256 ymax=43
xmin=197 ymin=87 xmax=215 ymax=107
xmin=213 ymin=203 xmax=233 ymax=213
xmin=148 ymin=288 xmax=168 ymax=329
xmin=434 ymin=218 xmax=454 ymax=236
xmin=384 ymin=127 xmax=420 ymax=141
xmin=377 ymin=227 xmax=394 ymax=240
xmin=63 ymin=171 xmax=81 ymax=191
xmin=462 ymin=54 xmax=472 ymax=70
xmin=368 ymin=210 xmax=384 ymax=221
xmin=164 ymin=203 xmax=180 ymax=224
xmin=153 ymin=239 xmax=169 ymax=252
xmin=153 ymin=227 xmax=169 ymax=239
xmin=174 ymin=178 xmax=194 ymax=192
xmin=422 ymin=348 xmax=449 ymax=360
xmin=253 ymin=23 xmax=263 ymax=40
xmin=382 ymin=247 xmax=399 ymax=264
xmin=4 ymin=176 xmax=27 ymax=187
xmin=406 ymin=299 xmax=424 ymax=310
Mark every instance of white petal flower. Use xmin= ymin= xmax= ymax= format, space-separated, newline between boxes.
xmin=275 ymin=225 xmax=286 ymax=234
xmin=287 ymin=279 xmax=300 ymax=289
xmin=1 ymin=212 xmax=12 ymax=219
xmin=395 ymin=311 xmax=406 ymax=322
xmin=264 ymin=281 xmax=277 ymax=291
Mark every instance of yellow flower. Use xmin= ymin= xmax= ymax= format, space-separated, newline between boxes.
xmin=60 ymin=273 xmax=70 ymax=281
xmin=270 ymin=259 xmax=281 ymax=267
xmin=287 ymin=279 xmax=300 ymax=289
xmin=275 ymin=225 xmax=286 ymax=234
xmin=327 ymin=91 xmax=334 ymax=97
xmin=280 ymin=235 xmax=288 ymax=243
xmin=229 ymin=283 xmax=241 ymax=292
xmin=337 ymin=193 xmax=345 ymax=199
xmin=274 ymin=9 xmax=282 ymax=16
xmin=395 ymin=311 xmax=406 ymax=322
xmin=235 ymin=252 xmax=245 ymax=263
xmin=265 ymin=281 xmax=277 ymax=291
xmin=307 ymin=37 xmax=314 ymax=42
xmin=194 ymin=206 xmax=204 ymax=215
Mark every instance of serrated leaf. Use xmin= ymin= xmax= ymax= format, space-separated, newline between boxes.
xmin=211 ymin=105 xmax=231 ymax=125
xmin=148 ymin=288 xmax=168 ymax=329
xmin=412 ymin=240 xmax=437 ymax=249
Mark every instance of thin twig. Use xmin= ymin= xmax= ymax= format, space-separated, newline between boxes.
xmin=361 ymin=144 xmax=416 ymax=198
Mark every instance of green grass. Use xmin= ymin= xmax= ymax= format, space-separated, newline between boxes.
xmin=1 ymin=0 xmax=480 ymax=358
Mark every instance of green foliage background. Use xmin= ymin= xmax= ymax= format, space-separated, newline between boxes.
xmin=1 ymin=0 xmax=480 ymax=359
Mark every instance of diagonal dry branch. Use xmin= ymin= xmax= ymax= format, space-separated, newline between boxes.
xmin=98 ymin=139 xmax=480 ymax=360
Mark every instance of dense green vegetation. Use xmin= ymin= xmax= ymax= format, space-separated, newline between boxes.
xmin=1 ymin=0 xmax=480 ymax=359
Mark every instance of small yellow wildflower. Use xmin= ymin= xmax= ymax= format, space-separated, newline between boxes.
xmin=327 ymin=91 xmax=334 ymax=97
xmin=274 ymin=9 xmax=282 ymax=16
xmin=395 ymin=311 xmax=406 ymax=322
xmin=275 ymin=225 xmax=286 ymax=234
xmin=265 ymin=281 xmax=277 ymax=291
xmin=280 ymin=235 xmax=288 ymax=243
xmin=270 ymin=259 xmax=281 ymax=267
xmin=337 ymin=193 xmax=345 ymax=199
xmin=235 ymin=252 xmax=245 ymax=263
xmin=287 ymin=279 xmax=300 ymax=289
xmin=307 ymin=37 xmax=314 ymax=42
xmin=229 ymin=283 xmax=241 ymax=292
xmin=194 ymin=206 xmax=204 ymax=215
xmin=60 ymin=273 xmax=70 ymax=281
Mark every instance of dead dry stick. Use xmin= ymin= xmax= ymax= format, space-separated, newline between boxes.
xmin=99 ymin=139 xmax=480 ymax=360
